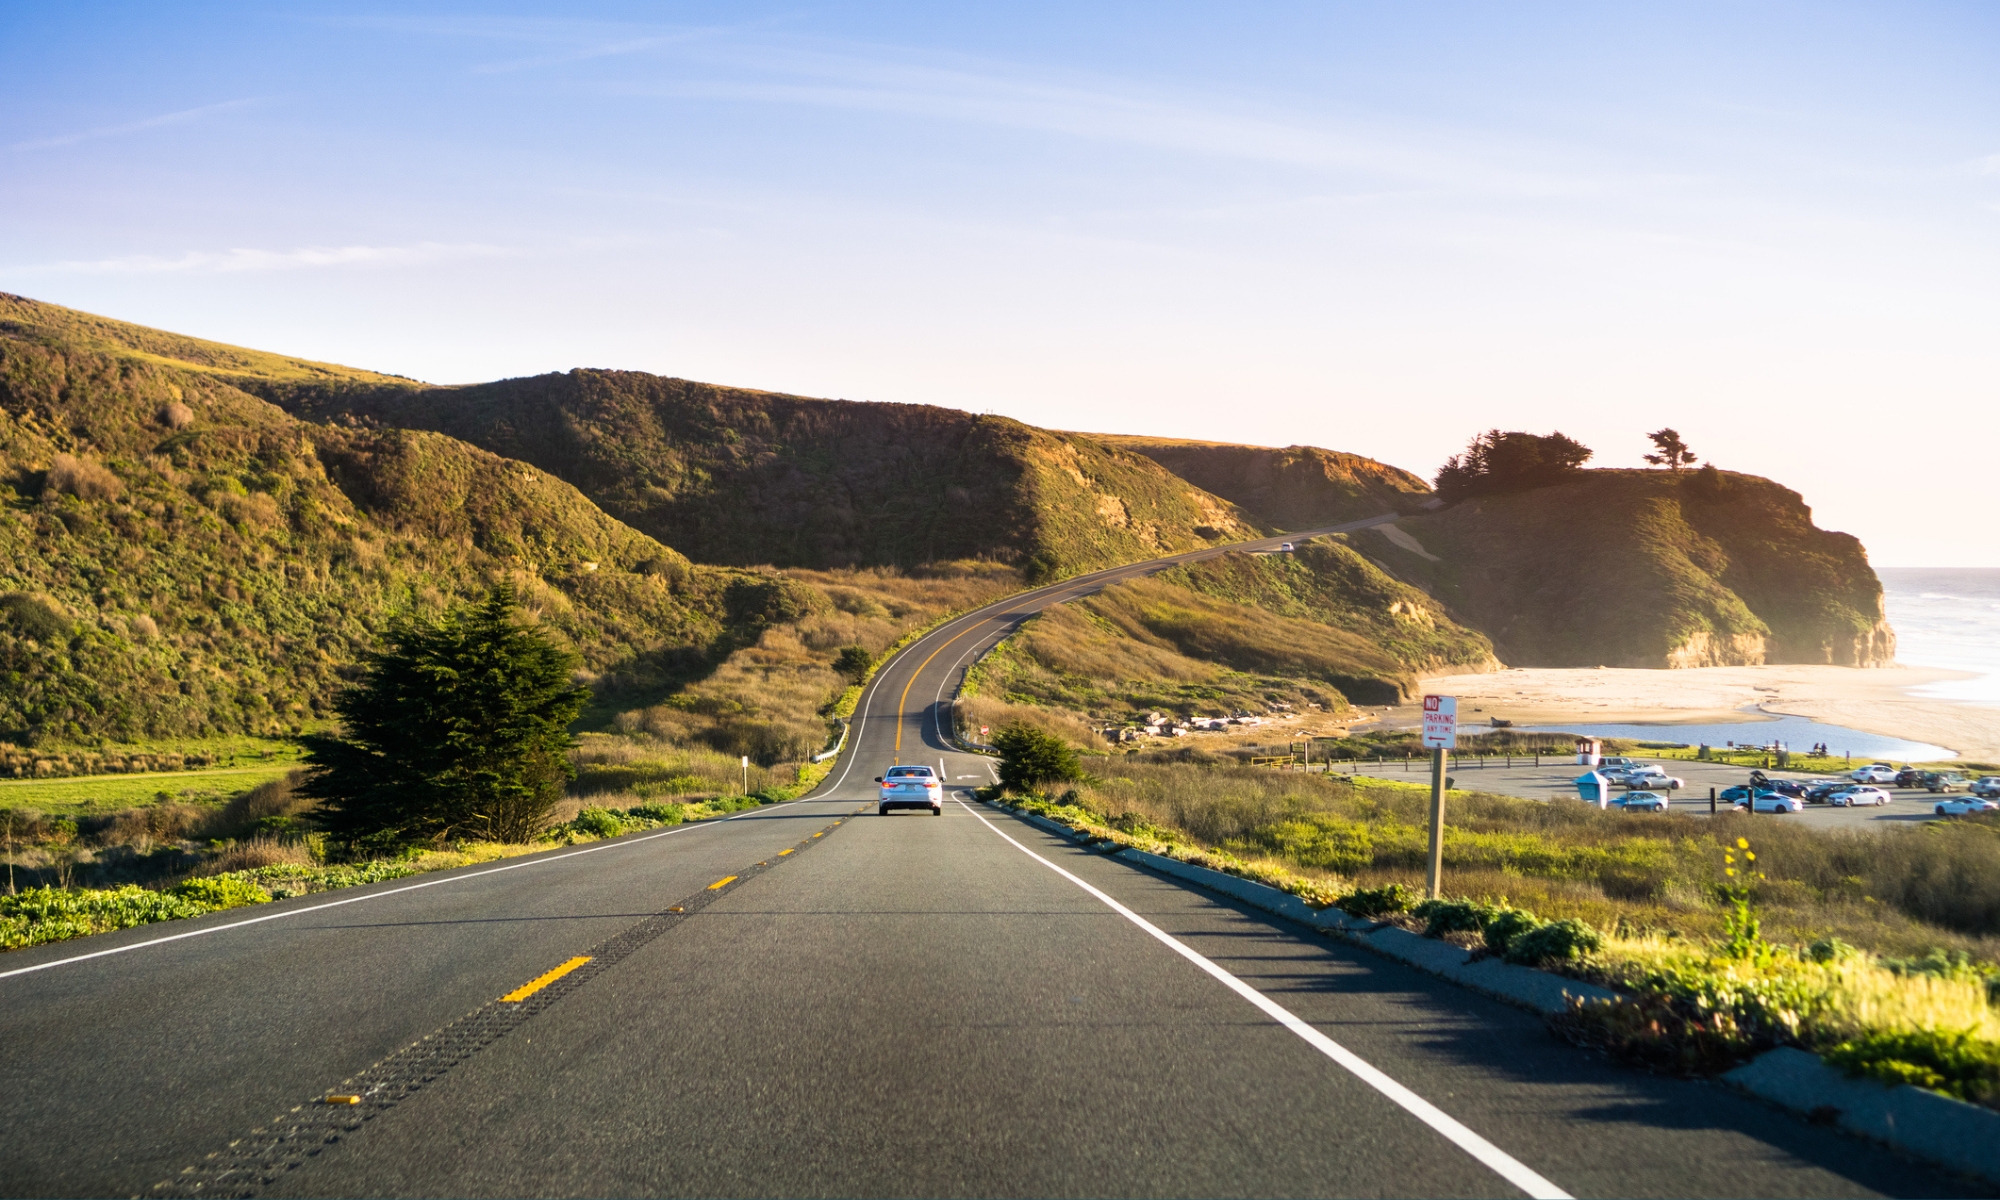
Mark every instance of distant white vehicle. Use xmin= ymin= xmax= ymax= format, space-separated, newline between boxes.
xmin=1610 ymin=791 xmax=1669 ymax=813
xmin=1830 ymin=786 xmax=1891 ymax=807
xmin=1598 ymin=756 xmax=1641 ymax=773
xmin=1851 ymin=764 xmax=1898 ymax=784
xmin=876 ymin=765 xmax=943 ymax=816
xmin=1623 ymin=766 xmax=1685 ymax=790
xmin=1934 ymin=796 xmax=1999 ymax=817
xmin=1278 ymin=542 xmax=1296 ymax=552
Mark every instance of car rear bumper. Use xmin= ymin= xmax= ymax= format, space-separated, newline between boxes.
xmin=879 ymin=798 xmax=941 ymax=811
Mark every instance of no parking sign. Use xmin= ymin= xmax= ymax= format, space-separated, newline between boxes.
xmin=1421 ymin=695 xmax=1457 ymax=750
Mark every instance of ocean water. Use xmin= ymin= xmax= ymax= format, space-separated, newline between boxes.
xmin=1511 ymin=569 xmax=1999 ymax=762
xmin=1878 ymin=568 xmax=2000 ymax=707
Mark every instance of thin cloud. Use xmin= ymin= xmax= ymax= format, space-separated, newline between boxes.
xmin=9 ymin=98 xmax=262 ymax=152
xmin=11 ymin=242 xmax=513 ymax=275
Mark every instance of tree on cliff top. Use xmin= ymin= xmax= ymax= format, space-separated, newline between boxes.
xmin=302 ymin=585 xmax=588 ymax=851
xmin=1644 ymin=428 xmax=1699 ymax=472
xmin=1433 ymin=430 xmax=1593 ymax=503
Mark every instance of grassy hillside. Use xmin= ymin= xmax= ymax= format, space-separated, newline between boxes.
xmin=0 ymin=317 xmax=743 ymax=748
xmin=1090 ymin=435 xmax=1432 ymax=529
xmin=1365 ymin=469 xmax=1894 ymax=668
xmin=966 ymin=545 xmax=1497 ymax=740
xmin=264 ymin=370 xmax=1262 ymax=577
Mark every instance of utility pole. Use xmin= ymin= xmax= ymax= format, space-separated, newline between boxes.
xmin=1421 ymin=695 xmax=1457 ymax=899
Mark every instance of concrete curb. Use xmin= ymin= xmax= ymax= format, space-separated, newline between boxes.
xmin=1723 ymin=1048 xmax=2000 ymax=1183
xmin=993 ymin=801 xmax=2000 ymax=1184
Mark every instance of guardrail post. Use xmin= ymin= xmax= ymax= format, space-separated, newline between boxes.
xmin=1709 ymin=786 xmax=1716 ymax=815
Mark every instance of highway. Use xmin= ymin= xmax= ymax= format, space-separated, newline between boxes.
xmin=0 ymin=517 xmax=1985 ymax=1198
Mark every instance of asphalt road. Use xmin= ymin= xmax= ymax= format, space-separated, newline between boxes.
xmin=1 ymin=518 xmax=1988 ymax=1199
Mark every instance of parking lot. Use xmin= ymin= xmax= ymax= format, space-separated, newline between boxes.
xmin=1333 ymin=755 xmax=1971 ymax=831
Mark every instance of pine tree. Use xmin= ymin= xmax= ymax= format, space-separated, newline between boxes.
xmin=992 ymin=723 xmax=1085 ymax=793
xmin=302 ymin=586 xmax=588 ymax=850
xmin=1644 ymin=428 xmax=1699 ymax=471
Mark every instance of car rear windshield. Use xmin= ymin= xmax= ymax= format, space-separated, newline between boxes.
xmin=887 ymin=768 xmax=933 ymax=778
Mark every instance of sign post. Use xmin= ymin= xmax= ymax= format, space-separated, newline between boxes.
xmin=1421 ymin=695 xmax=1457 ymax=899
xmin=741 ymin=754 xmax=749 ymax=794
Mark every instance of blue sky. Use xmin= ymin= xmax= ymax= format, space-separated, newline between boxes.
xmin=4 ymin=2 xmax=1997 ymax=565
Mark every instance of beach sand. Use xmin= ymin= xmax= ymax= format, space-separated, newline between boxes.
xmin=1397 ymin=665 xmax=2000 ymax=763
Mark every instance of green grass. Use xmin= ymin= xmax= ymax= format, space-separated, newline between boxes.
xmin=0 ymin=763 xmax=299 ymax=813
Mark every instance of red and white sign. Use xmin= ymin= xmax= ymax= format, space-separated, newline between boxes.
xmin=1421 ymin=694 xmax=1457 ymax=750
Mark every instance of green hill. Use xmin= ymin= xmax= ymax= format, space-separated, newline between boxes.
xmin=1086 ymin=435 xmax=1432 ymax=529
xmin=0 ymin=303 xmax=745 ymax=747
xmin=261 ymin=370 xmax=1264 ymax=577
xmin=1362 ymin=468 xmax=1895 ymax=668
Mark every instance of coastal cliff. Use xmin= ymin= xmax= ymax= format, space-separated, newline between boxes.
xmin=1359 ymin=469 xmax=1894 ymax=669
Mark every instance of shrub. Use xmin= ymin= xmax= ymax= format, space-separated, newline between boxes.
xmin=1823 ymin=1029 xmax=2000 ymax=1105
xmin=1414 ymin=897 xmax=1495 ymax=938
xmin=170 ymin=875 xmax=273 ymax=909
xmin=43 ymin=453 xmax=123 ymax=501
xmin=0 ymin=593 xmax=69 ymax=642
xmin=572 ymin=807 xmax=625 ymax=839
xmin=1482 ymin=908 xmax=1544 ymax=955
xmin=159 ymin=401 xmax=195 ymax=429
xmin=1337 ymin=882 xmax=1415 ymax=919
xmin=622 ymin=803 xmax=685 ymax=826
xmin=1505 ymin=918 xmax=1603 ymax=965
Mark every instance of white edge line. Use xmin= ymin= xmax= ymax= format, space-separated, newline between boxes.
xmin=956 ymin=798 xmax=1571 ymax=1200
xmin=0 ymin=795 xmax=818 ymax=983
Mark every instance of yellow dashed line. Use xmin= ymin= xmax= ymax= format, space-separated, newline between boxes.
xmin=499 ymin=956 xmax=593 ymax=1003
xmin=778 ymin=848 xmax=794 ymax=856
xmin=322 ymin=1094 xmax=361 ymax=1105
xmin=708 ymin=875 xmax=737 ymax=890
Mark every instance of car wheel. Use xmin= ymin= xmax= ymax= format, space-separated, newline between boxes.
xmin=1937 ymin=806 xmax=1947 ymax=816
xmin=932 ymin=806 xmax=941 ymax=816
xmin=879 ymin=805 xmax=890 ymax=816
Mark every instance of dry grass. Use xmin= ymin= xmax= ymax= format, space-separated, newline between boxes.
xmin=1062 ymin=757 xmax=2000 ymax=964
xmin=202 ymin=836 xmax=315 ymax=874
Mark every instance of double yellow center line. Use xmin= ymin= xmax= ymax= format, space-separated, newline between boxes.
xmin=499 ymin=956 xmax=594 ymax=1003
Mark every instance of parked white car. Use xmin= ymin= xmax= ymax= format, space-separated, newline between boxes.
xmin=1611 ymin=791 xmax=1669 ymax=812
xmin=1850 ymin=764 xmax=1898 ymax=784
xmin=1934 ymin=796 xmax=1999 ymax=817
xmin=1830 ymin=786 xmax=1891 ymax=807
xmin=1735 ymin=792 xmax=1803 ymax=814
xmin=1623 ymin=766 xmax=1685 ymax=790
xmin=876 ymin=765 xmax=943 ymax=816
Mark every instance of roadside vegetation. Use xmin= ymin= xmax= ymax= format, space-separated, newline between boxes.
xmin=983 ymin=732 xmax=2000 ymax=1110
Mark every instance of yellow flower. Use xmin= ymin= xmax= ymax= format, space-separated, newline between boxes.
xmin=1737 ymin=837 xmax=1750 ymax=849
xmin=1746 ymin=852 xmax=1756 ymax=861
xmin=1726 ymin=868 xmax=1737 ymax=877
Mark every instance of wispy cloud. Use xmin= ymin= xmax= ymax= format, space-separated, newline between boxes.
xmin=8 ymin=98 xmax=263 ymax=152
xmin=11 ymin=242 xmax=512 ymax=275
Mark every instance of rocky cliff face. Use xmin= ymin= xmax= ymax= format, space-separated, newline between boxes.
xmin=1360 ymin=470 xmax=1895 ymax=669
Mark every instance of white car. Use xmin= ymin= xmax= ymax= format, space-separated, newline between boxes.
xmin=1598 ymin=756 xmax=1641 ymax=774
xmin=1934 ymin=797 xmax=1999 ymax=817
xmin=1850 ymin=764 xmax=1898 ymax=784
xmin=1278 ymin=542 xmax=1296 ymax=552
xmin=1830 ymin=786 xmax=1891 ymax=807
xmin=1624 ymin=766 xmax=1685 ymax=790
xmin=1611 ymin=791 xmax=1669 ymax=812
xmin=1972 ymin=777 xmax=2000 ymax=799
xmin=876 ymin=765 xmax=943 ymax=816
xmin=1734 ymin=792 xmax=1803 ymax=814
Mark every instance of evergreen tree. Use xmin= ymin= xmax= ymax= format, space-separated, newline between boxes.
xmin=302 ymin=586 xmax=588 ymax=849
xmin=1644 ymin=427 xmax=1699 ymax=471
xmin=1433 ymin=429 xmax=1593 ymax=502
xmin=991 ymin=723 xmax=1085 ymax=793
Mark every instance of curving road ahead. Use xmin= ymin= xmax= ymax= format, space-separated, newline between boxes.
xmin=0 ymin=518 xmax=1983 ymax=1198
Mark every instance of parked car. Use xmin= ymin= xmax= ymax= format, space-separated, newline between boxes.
xmin=1921 ymin=771 xmax=1969 ymax=793
xmin=875 ymin=764 xmax=943 ymax=816
xmin=1830 ymin=786 xmax=1891 ymax=807
xmin=1611 ymin=791 xmax=1670 ymax=812
xmin=1598 ymin=756 xmax=1641 ymax=774
xmin=1754 ymin=777 xmax=1811 ymax=798
xmin=1971 ymin=777 xmax=2000 ymax=799
xmin=1934 ymin=797 xmax=1999 ymax=817
xmin=1851 ymin=764 xmax=1899 ymax=785
xmin=1733 ymin=792 xmax=1802 ymax=814
xmin=1895 ymin=767 xmax=1928 ymax=788
xmin=1804 ymin=781 xmax=1849 ymax=804
xmin=1719 ymin=785 xmax=1759 ymax=806
xmin=1624 ymin=765 xmax=1686 ymax=790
